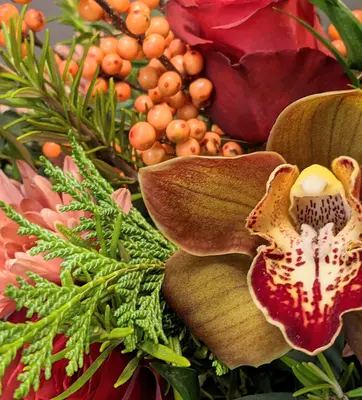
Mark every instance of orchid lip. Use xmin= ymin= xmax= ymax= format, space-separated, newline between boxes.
xmin=247 ymin=157 xmax=362 ymax=355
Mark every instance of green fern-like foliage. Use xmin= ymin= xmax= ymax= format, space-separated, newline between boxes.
xmin=0 ymin=132 xmax=181 ymax=399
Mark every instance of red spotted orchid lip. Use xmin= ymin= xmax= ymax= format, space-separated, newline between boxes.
xmin=247 ymin=156 xmax=362 ymax=355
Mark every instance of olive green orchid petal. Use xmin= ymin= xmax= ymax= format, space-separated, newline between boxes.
xmin=163 ymin=251 xmax=290 ymax=368
xmin=343 ymin=311 xmax=362 ymax=364
xmin=267 ymin=89 xmax=362 ymax=170
xmin=139 ymin=152 xmax=285 ymax=256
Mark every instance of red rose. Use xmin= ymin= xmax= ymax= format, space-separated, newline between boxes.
xmin=2 ymin=313 xmax=168 ymax=400
xmin=166 ymin=0 xmax=350 ymax=142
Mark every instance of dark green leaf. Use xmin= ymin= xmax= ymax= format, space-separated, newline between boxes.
xmin=0 ymin=127 xmax=34 ymax=167
xmin=151 ymin=363 xmax=200 ymax=400
xmin=236 ymin=394 xmax=294 ymax=400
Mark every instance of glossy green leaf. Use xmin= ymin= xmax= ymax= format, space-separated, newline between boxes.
xmin=151 ymin=363 xmax=199 ymax=400
xmin=139 ymin=341 xmax=190 ymax=367
xmin=108 ymin=327 xmax=133 ymax=339
xmin=114 ymin=356 xmax=140 ymax=388
xmin=310 ymin=0 xmax=362 ymax=70
xmin=346 ymin=386 xmax=362 ymax=397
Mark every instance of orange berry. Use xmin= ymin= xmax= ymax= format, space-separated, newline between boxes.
xmin=177 ymin=103 xmax=198 ymax=120
xmin=183 ymin=50 xmax=204 ymax=75
xmin=134 ymin=94 xmax=154 ymax=113
xmin=118 ymin=59 xmax=132 ymax=77
xmin=147 ymin=104 xmax=173 ymax=130
xmin=87 ymin=46 xmax=104 ymax=64
xmin=82 ymin=57 xmax=99 ymax=80
xmin=332 ymin=39 xmax=347 ymax=57
xmin=148 ymin=87 xmax=163 ymax=103
xmin=86 ymin=77 xmax=109 ymax=96
xmin=163 ymin=48 xmax=171 ymax=59
xmin=126 ymin=11 xmax=150 ymax=35
xmin=188 ymin=118 xmax=207 ymax=141
xmin=129 ymin=121 xmax=156 ymax=150
xmin=128 ymin=1 xmax=150 ymax=15
xmin=327 ymin=24 xmax=341 ymax=41
xmin=222 ymin=142 xmax=243 ymax=157
xmin=78 ymin=0 xmax=104 ymax=21
xmin=42 ymin=142 xmax=61 ymax=159
xmin=107 ymin=0 xmax=130 ymax=13
xmin=147 ymin=16 xmax=169 ymax=37
xmin=148 ymin=58 xmax=167 ymax=74
xmin=164 ymin=90 xmax=186 ymax=109
xmin=101 ymin=53 xmax=123 ymax=75
xmin=158 ymin=71 xmax=182 ymax=97
xmin=168 ymin=39 xmax=187 ymax=57
xmin=21 ymin=42 xmax=27 ymax=58
xmin=137 ymin=66 xmax=159 ymax=89
xmin=12 ymin=0 xmax=32 ymax=3
xmin=0 ymin=3 xmax=18 ymax=26
xmin=161 ymin=101 xmax=176 ymax=116
xmin=140 ymin=0 xmax=160 ymax=9
xmin=164 ymin=30 xmax=175 ymax=47
xmin=142 ymin=141 xmax=166 ymax=165
xmin=176 ymin=137 xmax=200 ymax=156
xmin=211 ymin=124 xmax=224 ymax=135
xmin=115 ymin=81 xmax=131 ymax=102
xmin=189 ymin=78 xmax=213 ymax=101
xmin=117 ymin=35 xmax=140 ymax=60
xmin=100 ymin=36 xmax=118 ymax=55
xmin=135 ymin=49 xmax=146 ymax=60
xmin=143 ymin=33 xmax=165 ymax=58
xmin=353 ymin=10 xmax=362 ymax=23
xmin=24 ymin=9 xmax=45 ymax=32
xmin=0 ymin=31 xmax=5 ymax=47
xmin=171 ymin=55 xmax=186 ymax=75
xmin=203 ymin=131 xmax=222 ymax=147
xmin=166 ymin=119 xmax=190 ymax=144
xmin=59 ymin=59 xmax=79 ymax=78
xmin=115 ymin=143 xmax=122 ymax=153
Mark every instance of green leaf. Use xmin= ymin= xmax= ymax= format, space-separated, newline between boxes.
xmin=139 ymin=341 xmax=190 ymax=367
xmin=293 ymin=383 xmax=333 ymax=396
xmin=114 ymin=356 xmax=140 ymax=388
xmin=108 ymin=327 xmax=134 ymax=339
xmin=0 ymin=127 xmax=34 ymax=167
xmin=151 ymin=363 xmax=200 ymax=400
xmin=310 ymin=0 xmax=362 ymax=70
xmin=345 ymin=386 xmax=362 ymax=398
xmin=236 ymin=395 xmax=294 ymax=400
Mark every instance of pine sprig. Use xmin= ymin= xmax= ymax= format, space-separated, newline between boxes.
xmin=0 ymin=133 xmax=182 ymax=399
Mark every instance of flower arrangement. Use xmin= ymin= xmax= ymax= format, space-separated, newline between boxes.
xmin=2 ymin=0 xmax=362 ymax=399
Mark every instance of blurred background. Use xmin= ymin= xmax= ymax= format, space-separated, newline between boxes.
xmin=16 ymin=0 xmax=362 ymax=43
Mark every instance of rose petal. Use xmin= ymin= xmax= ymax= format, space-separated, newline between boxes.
xmin=204 ymin=49 xmax=350 ymax=143
xmin=163 ymin=251 xmax=290 ymax=368
xmin=139 ymin=152 xmax=284 ymax=256
xmin=267 ymin=89 xmax=362 ymax=169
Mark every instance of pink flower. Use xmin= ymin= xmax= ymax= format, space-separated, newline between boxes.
xmin=166 ymin=0 xmax=350 ymax=142
xmin=0 ymin=157 xmax=132 ymax=318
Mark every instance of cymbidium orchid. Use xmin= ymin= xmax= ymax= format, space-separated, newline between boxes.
xmin=140 ymin=89 xmax=362 ymax=368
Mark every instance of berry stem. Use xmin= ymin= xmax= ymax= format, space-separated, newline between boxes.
xmin=93 ymin=0 xmax=142 ymax=41
xmin=94 ymin=0 xmax=186 ymax=83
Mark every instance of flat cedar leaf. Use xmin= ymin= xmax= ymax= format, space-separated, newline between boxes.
xmin=150 ymin=363 xmax=199 ymax=400
xmin=236 ymin=394 xmax=294 ymax=399
xmin=309 ymin=0 xmax=362 ymax=69
xmin=0 ymin=127 xmax=34 ymax=167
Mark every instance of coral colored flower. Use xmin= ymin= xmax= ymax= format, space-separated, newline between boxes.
xmin=0 ymin=158 xmax=132 ymax=318
xmin=140 ymin=89 xmax=362 ymax=367
xmin=166 ymin=0 xmax=350 ymax=142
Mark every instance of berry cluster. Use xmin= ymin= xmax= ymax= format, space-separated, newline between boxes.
xmin=0 ymin=2 xmax=46 ymax=57
xmin=328 ymin=9 xmax=362 ymax=56
xmin=1 ymin=0 xmax=244 ymax=166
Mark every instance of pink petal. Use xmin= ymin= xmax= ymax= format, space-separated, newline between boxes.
xmin=111 ymin=188 xmax=132 ymax=215
xmin=0 ymin=170 xmax=24 ymax=205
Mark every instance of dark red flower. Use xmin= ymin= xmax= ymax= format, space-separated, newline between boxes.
xmin=166 ymin=0 xmax=350 ymax=142
xmin=1 ymin=312 xmax=168 ymax=400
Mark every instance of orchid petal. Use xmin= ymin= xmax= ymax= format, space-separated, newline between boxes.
xmin=163 ymin=251 xmax=290 ymax=368
xmin=267 ymin=89 xmax=362 ymax=169
xmin=248 ymin=157 xmax=362 ymax=354
xmin=139 ymin=152 xmax=285 ymax=256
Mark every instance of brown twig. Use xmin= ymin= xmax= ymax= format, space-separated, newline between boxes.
xmin=94 ymin=0 xmax=186 ymax=83
xmin=32 ymin=33 xmax=66 ymax=60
